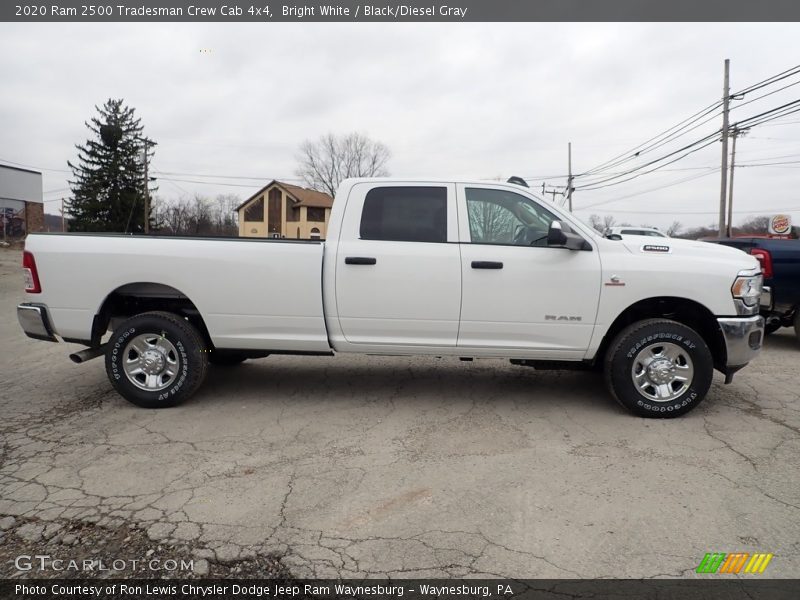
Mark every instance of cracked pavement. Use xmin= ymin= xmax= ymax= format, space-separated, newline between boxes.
xmin=1 ymin=248 xmax=799 ymax=578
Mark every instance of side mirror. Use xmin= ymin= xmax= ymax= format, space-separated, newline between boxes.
xmin=548 ymin=221 xmax=590 ymax=251
xmin=547 ymin=221 xmax=568 ymax=246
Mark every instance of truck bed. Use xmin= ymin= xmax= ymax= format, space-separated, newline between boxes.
xmin=24 ymin=233 xmax=332 ymax=352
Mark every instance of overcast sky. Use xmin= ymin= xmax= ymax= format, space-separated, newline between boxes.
xmin=1 ymin=22 xmax=799 ymax=230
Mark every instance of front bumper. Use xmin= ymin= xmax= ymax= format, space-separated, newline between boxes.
xmin=17 ymin=303 xmax=58 ymax=342
xmin=718 ymin=315 xmax=764 ymax=373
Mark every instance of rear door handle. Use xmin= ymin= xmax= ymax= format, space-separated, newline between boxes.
xmin=471 ymin=261 xmax=503 ymax=269
xmin=345 ymin=256 xmax=377 ymax=265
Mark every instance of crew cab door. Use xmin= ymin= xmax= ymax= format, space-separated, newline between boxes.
xmin=334 ymin=182 xmax=461 ymax=347
xmin=456 ymin=184 xmax=601 ymax=355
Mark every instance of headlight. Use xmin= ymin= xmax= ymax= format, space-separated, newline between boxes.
xmin=731 ymin=274 xmax=763 ymax=307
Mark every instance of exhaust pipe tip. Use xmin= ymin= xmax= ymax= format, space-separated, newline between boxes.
xmin=69 ymin=344 xmax=107 ymax=364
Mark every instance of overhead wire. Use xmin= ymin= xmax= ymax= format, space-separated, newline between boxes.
xmin=576 ymin=169 xmax=719 ymax=211
xmin=575 ymin=135 xmax=721 ymax=191
xmin=731 ymin=63 xmax=800 ymax=97
xmin=577 ymin=102 xmax=723 ymax=178
xmin=568 ymin=63 xmax=800 ymax=199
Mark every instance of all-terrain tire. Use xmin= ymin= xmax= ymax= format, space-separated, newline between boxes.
xmin=105 ymin=311 xmax=208 ymax=408
xmin=604 ymin=319 xmax=713 ymax=418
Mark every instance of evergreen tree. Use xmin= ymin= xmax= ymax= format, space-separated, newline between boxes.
xmin=67 ymin=99 xmax=155 ymax=232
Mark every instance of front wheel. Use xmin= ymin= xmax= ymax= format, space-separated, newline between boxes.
xmin=105 ymin=311 xmax=208 ymax=408
xmin=604 ymin=319 xmax=713 ymax=418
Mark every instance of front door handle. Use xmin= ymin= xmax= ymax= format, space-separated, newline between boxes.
xmin=471 ymin=261 xmax=503 ymax=269
xmin=345 ymin=257 xmax=377 ymax=265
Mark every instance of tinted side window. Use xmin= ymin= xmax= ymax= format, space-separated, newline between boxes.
xmin=360 ymin=187 xmax=447 ymax=243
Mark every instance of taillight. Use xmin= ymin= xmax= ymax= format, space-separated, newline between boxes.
xmin=22 ymin=251 xmax=41 ymax=293
xmin=750 ymin=248 xmax=773 ymax=279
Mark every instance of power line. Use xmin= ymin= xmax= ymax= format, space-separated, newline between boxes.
xmin=578 ymin=102 xmax=723 ymax=178
xmin=730 ymin=78 xmax=800 ymax=112
xmin=575 ymin=136 xmax=720 ymax=191
xmin=734 ymin=100 xmax=800 ymax=129
xmin=583 ymin=205 xmax=800 ymax=215
xmin=571 ymin=63 xmax=800 ymax=196
xmin=738 ymin=159 xmax=800 ymax=167
xmin=732 ymin=63 xmax=800 ymax=97
xmin=0 ymin=159 xmax=70 ymax=173
xmin=576 ymin=169 xmax=718 ymax=211
xmin=754 ymin=119 xmax=800 ymax=127
xmin=152 ymin=169 xmax=304 ymax=182
xmin=155 ymin=176 xmax=273 ymax=189
xmin=735 ymin=151 xmax=800 ymax=162
xmin=573 ymin=98 xmax=800 ymax=193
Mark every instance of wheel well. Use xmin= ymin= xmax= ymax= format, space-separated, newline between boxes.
xmin=594 ymin=297 xmax=726 ymax=371
xmin=93 ymin=282 xmax=212 ymax=348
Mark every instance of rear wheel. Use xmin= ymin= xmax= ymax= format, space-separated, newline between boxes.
xmin=604 ymin=319 xmax=713 ymax=418
xmin=105 ymin=311 xmax=208 ymax=408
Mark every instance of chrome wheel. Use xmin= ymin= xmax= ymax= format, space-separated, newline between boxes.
xmin=122 ymin=333 xmax=180 ymax=392
xmin=630 ymin=342 xmax=694 ymax=403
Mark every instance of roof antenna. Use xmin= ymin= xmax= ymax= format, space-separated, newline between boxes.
xmin=506 ymin=176 xmax=528 ymax=187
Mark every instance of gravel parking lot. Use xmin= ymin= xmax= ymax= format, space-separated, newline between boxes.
xmin=1 ymin=247 xmax=798 ymax=579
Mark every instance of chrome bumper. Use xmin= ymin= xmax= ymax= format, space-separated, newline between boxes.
xmin=718 ymin=315 xmax=764 ymax=370
xmin=17 ymin=303 xmax=58 ymax=342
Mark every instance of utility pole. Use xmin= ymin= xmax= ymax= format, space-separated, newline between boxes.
xmin=718 ymin=59 xmax=731 ymax=238
xmin=541 ymin=182 xmax=563 ymax=203
xmin=61 ymin=198 xmax=65 ymax=232
xmin=567 ymin=142 xmax=574 ymax=212
xmin=140 ymin=138 xmax=156 ymax=234
xmin=726 ymin=127 xmax=747 ymax=237
xmin=143 ymin=143 xmax=150 ymax=234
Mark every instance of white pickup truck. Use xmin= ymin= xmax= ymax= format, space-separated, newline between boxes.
xmin=18 ymin=178 xmax=765 ymax=417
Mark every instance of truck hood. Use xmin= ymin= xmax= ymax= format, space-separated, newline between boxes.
xmin=617 ymin=235 xmax=760 ymax=271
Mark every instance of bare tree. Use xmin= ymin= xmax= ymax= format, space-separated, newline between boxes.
xmin=155 ymin=194 xmax=239 ymax=236
xmin=735 ymin=215 xmax=770 ymax=235
xmin=588 ymin=214 xmax=604 ymax=232
xmin=468 ymin=201 xmax=518 ymax=243
xmin=586 ymin=214 xmax=620 ymax=233
xmin=677 ymin=223 xmax=718 ymax=240
xmin=296 ymin=132 xmax=390 ymax=197
xmin=666 ymin=220 xmax=682 ymax=237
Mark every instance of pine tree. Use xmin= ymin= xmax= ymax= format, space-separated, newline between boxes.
xmin=67 ymin=99 xmax=155 ymax=232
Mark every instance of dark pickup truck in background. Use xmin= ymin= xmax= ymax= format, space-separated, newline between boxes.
xmin=707 ymin=237 xmax=800 ymax=339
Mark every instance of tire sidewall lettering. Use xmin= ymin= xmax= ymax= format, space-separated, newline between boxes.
xmin=626 ymin=332 xmax=684 ymax=359
xmin=109 ymin=328 xmax=135 ymax=381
